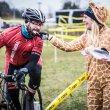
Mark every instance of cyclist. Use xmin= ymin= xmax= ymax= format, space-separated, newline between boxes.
xmin=41 ymin=2 xmax=110 ymax=110
xmin=0 ymin=8 xmax=45 ymax=110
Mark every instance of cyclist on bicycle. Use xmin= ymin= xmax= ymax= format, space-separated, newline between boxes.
xmin=0 ymin=8 xmax=45 ymax=110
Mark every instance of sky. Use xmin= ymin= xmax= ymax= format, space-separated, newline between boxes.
xmin=4 ymin=0 xmax=63 ymax=14
xmin=1 ymin=0 xmax=110 ymax=17
xmin=80 ymin=0 xmax=110 ymax=9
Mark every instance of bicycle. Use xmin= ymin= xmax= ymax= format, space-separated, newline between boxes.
xmin=0 ymin=72 xmax=43 ymax=110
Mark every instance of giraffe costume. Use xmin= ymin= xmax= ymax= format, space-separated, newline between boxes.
xmin=49 ymin=2 xmax=110 ymax=110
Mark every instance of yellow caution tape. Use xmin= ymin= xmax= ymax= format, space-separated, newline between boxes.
xmin=48 ymin=28 xmax=85 ymax=32
xmin=50 ymin=34 xmax=78 ymax=39
xmin=60 ymin=17 xmax=68 ymax=23
xmin=55 ymin=22 xmax=85 ymax=26
xmin=0 ymin=19 xmax=23 ymax=23
xmin=45 ymin=73 xmax=88 ymax=110
xmin=56 ymin=23 xmax=69 ymax=27
xmin=61 ymin=15 xmax=84 ymax=20
xmin=63 ymin=28 xmax=85 ymax=32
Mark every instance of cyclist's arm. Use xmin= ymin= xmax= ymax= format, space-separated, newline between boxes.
xmin=0 ymin=32 xmax=6 ymax=47
xmin=50 ymin=34 xmax=87 ymax=52
xmin=0 ymin=27 xmax=15 ymax=48
xmin=25 ymin=39 xmax=43 ymax=72
xmin=25 ymin=54 xmax=40 ymax=72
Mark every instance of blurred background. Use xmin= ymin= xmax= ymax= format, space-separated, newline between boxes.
xmin=0 ymin=0 xmax=110 ymax=30
xmin=0 ymin=0 xmax=110 ymax=110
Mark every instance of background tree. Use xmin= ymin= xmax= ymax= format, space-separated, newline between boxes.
xmin=0 ymin=1 xmax=11 ymax=18
xmin=71 ymin=3 xmax=79 ymax=9
xmin=62 ymin=1 xmax=79 ymax=9
xmin=63 ymin=1 xmax=72 ymax=9
xmin=0 ymin=1 xmax=22 ymax=19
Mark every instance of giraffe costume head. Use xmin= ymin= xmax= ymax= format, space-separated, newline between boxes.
xmin=84 ymin=2 xmax=110 ymax=47
xmin=85 ymin=2 xmax=110 ymax=25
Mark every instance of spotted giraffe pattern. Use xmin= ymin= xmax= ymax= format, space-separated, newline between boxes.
xmin=50 ymin=26 xmax=110 ymax=110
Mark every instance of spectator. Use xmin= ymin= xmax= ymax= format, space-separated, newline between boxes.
xmin=41 ymin=2 xmax=110 ymax=110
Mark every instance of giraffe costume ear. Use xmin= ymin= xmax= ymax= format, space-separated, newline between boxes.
xmin=89 ymin=2 xmax=110 ymax=25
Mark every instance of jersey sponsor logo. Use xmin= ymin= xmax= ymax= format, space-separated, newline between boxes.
xmin=10 ymin=41 xmax=20 ymax=62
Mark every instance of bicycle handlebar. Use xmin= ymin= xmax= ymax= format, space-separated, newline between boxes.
xmin=0 ymin=72 xmax=27 ymax=90
xmin=0 ymin=72 xmax=14 ymax=81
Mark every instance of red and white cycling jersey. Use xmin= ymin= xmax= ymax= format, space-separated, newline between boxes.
xmin=0 ymin=25 xmax=43 ymax=72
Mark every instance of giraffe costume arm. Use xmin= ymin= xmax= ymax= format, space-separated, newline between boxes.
xmin=50 ymin=34 xmax=87 ymax=52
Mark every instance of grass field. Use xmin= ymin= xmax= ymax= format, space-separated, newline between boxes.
xmin=0 ymin=41 xmax=87 ymax=110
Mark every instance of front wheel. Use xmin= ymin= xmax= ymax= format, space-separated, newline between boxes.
xmin=22 ymin=88 xmax=42 ymax=110
xmin=34 ymin=88 xmax=42 ymax=110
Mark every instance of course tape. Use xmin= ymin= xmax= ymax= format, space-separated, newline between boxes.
xmin=50 ymin=34 xmax=78 ymax=39
xmin=45 ymin=73 xmax=88 ymax=110
xmin=60 ymin=17 xmax=68 ymax=23
xmin=0 ymin=19 xmax=23 ymax=23
xmin=55 ymin=22 xmax=85 ymax=27
xmin=48 ymin=28 xmax=85 ymax=32
xmin=60 ymin=15 xmax=84 ymax=20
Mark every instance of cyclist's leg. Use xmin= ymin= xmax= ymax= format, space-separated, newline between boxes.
xmin=28 ymin=64 xmax=42 ymax=91
xmin=8 ymin=88 xmax=21 ymax=110
xmin=25 ymin=64 xmax=42 ymax=109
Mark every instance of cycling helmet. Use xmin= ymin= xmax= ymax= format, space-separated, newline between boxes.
xmin=22 ymin=8 xmax=46 ymax=23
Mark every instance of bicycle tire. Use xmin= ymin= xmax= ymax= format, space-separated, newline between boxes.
xmin=0 ymin=81 xmax=10 ymax=110
xmin=22 ymin=88 xmax=42 ymax=110
xmin=0 ymin=80 xmax=6 ymax=110
xmin=21 ymin=89 xmax=26 ymax=110
xmin=35 ymin=88 xmax=42 ymax=110
xmin=0 ymin=81 xmax=16 ymax=110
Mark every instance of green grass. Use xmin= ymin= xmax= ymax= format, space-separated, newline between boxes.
xmin=0 ymin=42 xmax=87 ymax=110
xmin=0 ymin=48 xmax=6 ymax=70
xmin=41 ymin=42 xmax=87 ymax=110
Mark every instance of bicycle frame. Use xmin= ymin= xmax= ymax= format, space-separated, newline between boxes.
xmin=0 ymin=76 xmax=16 ymax=110
xmin=0 ymin=72 xmax=43 ymax=110
xmin=0 ymin=73 xmax=27 ymax=110
xmin=45 ymin=73 xmax=88 ymax=110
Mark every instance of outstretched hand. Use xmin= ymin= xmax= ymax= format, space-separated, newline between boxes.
xmin=39 ymin=32 xmax=53 ymax=40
